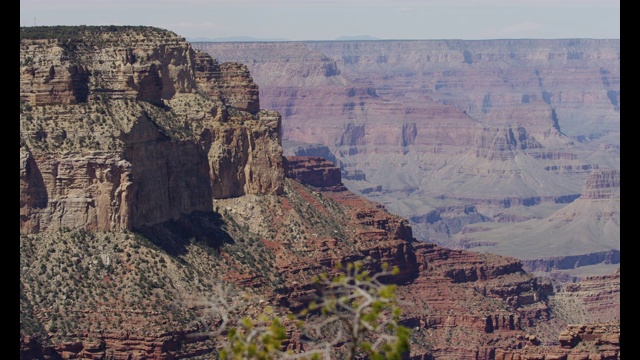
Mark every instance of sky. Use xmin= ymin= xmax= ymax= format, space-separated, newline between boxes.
xmin=19 ymin=0 xmax=620 ymax=41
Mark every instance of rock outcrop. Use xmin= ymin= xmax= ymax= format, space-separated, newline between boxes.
xmin=558 ymin=323 xmax=620 ymax=349
xmin=20 ymin=27 xmax=198 ymax=106
xmin=194 ymin=50 xmax=260 ymax=114
xmin=452 ymin=169 xmax=620 ymax=278
xmin=20 ymin=26 xmax=283 ymax=234
xmin=194 ymin=40 xmax=620 ymax=276
xmin=581 ymin=169 xmax=620 ymax=200
xmin=283 ymin=156 xmax=345 ymax=189
xmin=273 ymin=158 xmax=619 ymax=359
xmin=549 ymin=269 xmax=621 ymax=325
xmin=20 ymin=28 xmax=619 ymax=360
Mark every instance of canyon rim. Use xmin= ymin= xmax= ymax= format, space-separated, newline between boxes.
xmin=20 ymin=26 xmax=620 ymax=359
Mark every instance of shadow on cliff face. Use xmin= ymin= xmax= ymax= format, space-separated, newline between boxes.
xmin=22 ymin=153 xmax=48 ymax=209
xmin=133 ymin=210 xmax=234 ymax=258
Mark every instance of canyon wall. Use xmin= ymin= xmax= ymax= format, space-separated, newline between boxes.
xmin=194 ymin=40 xmax=620 ymax=275
xmin=20 ymin=155 xmax=620 ymax=359
xmin=20 ymin=28 xmax=619 ymax=359
xmin=20 ymin=27 xmax=284 ymax=234
xmin=453 ymin=169 xmax=620 ymax=276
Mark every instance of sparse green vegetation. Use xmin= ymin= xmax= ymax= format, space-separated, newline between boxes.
xmin=218 ymin=261 xmax=410 ymax=360
xmin=20 ymin=25 xmax=177 ymax=41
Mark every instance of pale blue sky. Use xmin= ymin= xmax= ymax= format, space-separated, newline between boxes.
xmin=19 ymin=0 xmax=620 ymax=41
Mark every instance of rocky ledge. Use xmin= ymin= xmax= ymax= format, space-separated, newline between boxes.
xmin=20 ymin=27 xmax=619 ymax=360
xmin=20 ymin=26 xmax=284 ymax=234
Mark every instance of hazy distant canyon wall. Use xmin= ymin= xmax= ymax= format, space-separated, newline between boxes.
xmin=194 ymin=39 xmax=620 ymax=274
xmin=19 ymin=29 xmax=619 ymax=359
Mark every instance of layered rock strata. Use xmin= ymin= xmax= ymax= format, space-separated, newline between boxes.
xmin=20 ymin=28 xmax=619 ymax=360
xmin=453 ymin=169 xmax=620 ymax=278
xmin=20 ymin=151 xmax=619 ymax=359
xmin=283 ymin=156 xmax=345 ymax=189
xmin=194 ymin=49 xmax=260 ymax=114
xmin=194 ymin=40 xmax=620 ymax=274
xmin=20 ymin=26 xmax=283 ymax=234
xmin=275 ymin=158 xmax=618 ymax=359
xmin=549 ymin=269 xmax=620 ymax=325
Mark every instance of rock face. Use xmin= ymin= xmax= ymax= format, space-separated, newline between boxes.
xmin=581 ymin=168 xmax=620 ymax=200
xmin=558 ymin=323 xmax=620 ymax=349
xmin=20 ymin=27 xmax=198 ymax=106
xmin=276 ymin=159 xmax=619 ymax=359
xmin=452 ymin=169 xmax=620 ymax=277
xmin=283 ymin=156 xmax=344 ymax=189
xmin=20 ymin=28 xmax=619 ymax=360
xmin=194 ymin=40 xmax=620 ymax=275
xmin=194 ymin=50 xmax=260 ymax=114
xmin=550 ymin=269 xmax=621 ymax=325
xmin=20 ymin=26 xmax=283 ymax=234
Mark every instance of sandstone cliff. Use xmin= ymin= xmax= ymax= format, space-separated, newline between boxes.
xmin=20 ymin=26 xmax=283 ymax=234
xmin=194 ymin=40 xmax=620 ymax=275
xmin=20 ymin=27 xmax=619 ymax=360
xmin=20 ymin=156 xmax=619 ymax=359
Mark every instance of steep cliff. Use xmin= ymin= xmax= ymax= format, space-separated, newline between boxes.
xmin=20 ymin=26 xmax=284 ymax=234
xmin=194 ymin=40 xmax=620 ymax=276
xmin=20 ymin=154 xmax=618 ymax=359
xmin=20 ymin=27 xmax=618 ymax=360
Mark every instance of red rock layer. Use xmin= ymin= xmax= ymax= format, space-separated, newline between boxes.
xmin=283 ymin=156 xmax=345 ymax=189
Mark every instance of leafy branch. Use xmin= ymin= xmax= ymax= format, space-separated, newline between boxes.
xmin=212 ymin=261 xmax=411 ymax=359
xmin=298 ymin=261 xmax=410 ymax=360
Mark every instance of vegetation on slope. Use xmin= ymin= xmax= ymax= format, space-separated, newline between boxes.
xmin=19 ymin=176 xmax=408 ymax=357
xmin=20 ymin=25 xmax=177 ymax=40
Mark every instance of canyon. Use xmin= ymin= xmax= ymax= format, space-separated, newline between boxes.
xmin=20 ymin=27 xmax=619 ymax=359
xmin=193 ymin=40 xmax=620 ymax=279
